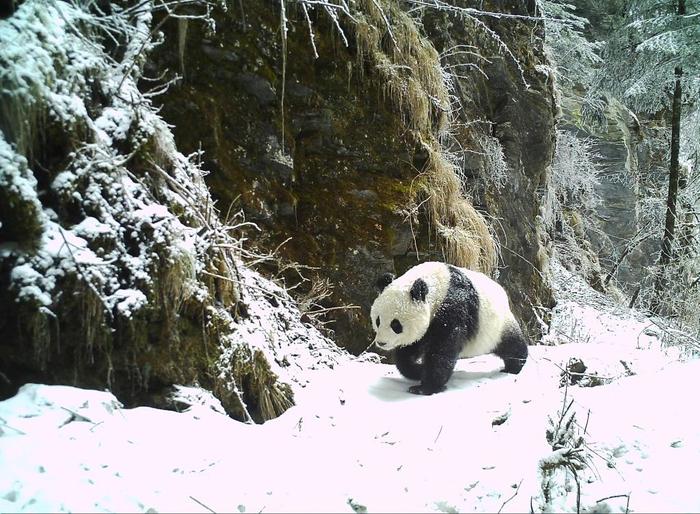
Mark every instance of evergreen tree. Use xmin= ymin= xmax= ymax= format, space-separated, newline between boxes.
xmin=595 ymin=0 xmax=700 ymax=311
xmin=539 ymin=0 xmax=602 ymax=95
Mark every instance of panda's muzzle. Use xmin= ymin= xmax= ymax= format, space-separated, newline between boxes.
xmin=373 ymin=338 xmax=388 ymax=349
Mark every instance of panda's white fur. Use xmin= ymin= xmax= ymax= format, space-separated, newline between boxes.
xmin=370 ymin=262 xmax=527 ymax=394
xmin=371 ymin=261 xmax=517 ymax=358
xmin=370 ymin=262 xmax=451 ymax=349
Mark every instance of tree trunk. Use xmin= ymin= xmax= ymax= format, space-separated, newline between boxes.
xmin=659 ymin=66 xmax=683 ymax=268
xmin=652 ymin=65 xmax=683 ymax=312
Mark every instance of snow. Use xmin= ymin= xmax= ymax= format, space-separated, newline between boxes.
xmin=73 ymin=217 xmax=114 ymax=239
xmin=94 ymin=107 xmax=135 ymax=146
xmin=568 ymin=361 xmax=700 ymax=513
xmin=4 ymin=244 xmax=698 ymax=513
xmin=1 ymin=0 xmax=206 ymax=324
xmin=9 ymin=264 xmax=53 ymax=307
xmin=110 ymin=289 xmax=148 ymax=318
xmin=0 ymin=139 xmax=42 ymax=219
xmin=2 ymin=1 xmax=699 ymax=512
xmin=2 ymin=319 xmax=699 ymax=513
xmin=2 ymin=250 xmax=700 ymax=512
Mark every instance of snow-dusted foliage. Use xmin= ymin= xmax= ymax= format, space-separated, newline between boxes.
xmin=0 ymin=0 xmax=345 ymax=422
xmin=598 ymin=0 xmax=700 ymax=115
xmin=541 ymin=130 xmax=604 ymax=287
xmin=0 ymin=137 xmax=44 ymax=247
xmin=548 ymin=131 xmax=600 ymax=214
xmin=538 ymin=0 xmax=602 ymax=92
xmin=473 ymin=132 xmax=509 ymax=191
xmin=591 ymin=0 xmax=700 ymax=332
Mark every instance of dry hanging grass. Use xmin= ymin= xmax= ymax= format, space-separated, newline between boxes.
xmin=348 ymin=0 xmax=497 ymax=272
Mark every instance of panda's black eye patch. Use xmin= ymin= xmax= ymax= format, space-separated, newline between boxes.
xmin=376 ymin=316 xmax=381 ymax=327
xmin=390 ymin=319 xmax=403 ymax=334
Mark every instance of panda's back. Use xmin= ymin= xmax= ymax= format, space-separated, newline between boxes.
xmin=454 ymin=267 xmax=517 ymax=358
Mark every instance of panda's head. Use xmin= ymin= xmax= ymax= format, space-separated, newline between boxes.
xmin=370 ymin=271 xmax=432 ymax=351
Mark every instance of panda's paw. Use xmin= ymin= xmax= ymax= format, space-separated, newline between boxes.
xmin=408 ymin=384 xmax=445 ymax=395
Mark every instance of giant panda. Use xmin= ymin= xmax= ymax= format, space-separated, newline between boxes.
xmin=370 ymin=261 xmax=528 ymax=395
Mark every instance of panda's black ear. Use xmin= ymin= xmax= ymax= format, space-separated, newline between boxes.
xmin=376 ymin=272 xmax=395 ymax=292
xmin=410 ymin=278 xmax=428 ymax=302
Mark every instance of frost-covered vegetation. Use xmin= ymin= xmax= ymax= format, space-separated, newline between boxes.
xmin=594 ymin=0 xmax=700 ymax=319
xmin=0 ymin=0 xmax=345 ymax=422
xmin=541 ymin=0 xmax=700 ymax=339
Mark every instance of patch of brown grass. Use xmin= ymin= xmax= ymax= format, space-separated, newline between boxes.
xmin=352 ymin=0 xmax=496 ymax=272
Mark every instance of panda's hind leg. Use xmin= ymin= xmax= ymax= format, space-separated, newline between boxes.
xmin=494 ymin=327 xmax=529 ymax=374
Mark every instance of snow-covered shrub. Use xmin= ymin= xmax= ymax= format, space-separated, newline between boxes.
xmin=538 ymin=0 xmax=602 ymax=95
xmin=0 ymin=0 xmax=345 ymax=422
xmin=537 ymin=386 xmax=592 ymax=512
xmin=0 ymin=138 xmax=44 ymax=248
xmin=549 ymin=131 xmax=601 ymax=214
xmin=543 ymin=130 xmax=605 ymax=289
xmin=472 ymin=131 xmax=509 ymax=191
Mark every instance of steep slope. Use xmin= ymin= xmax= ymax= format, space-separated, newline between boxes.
xmin=0 ymin=1 xmax=344 ymax=422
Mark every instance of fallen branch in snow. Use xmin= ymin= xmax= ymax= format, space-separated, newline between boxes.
xmin=433 ymin=425 xmax=443 ymax=444
xmin=0 ymin=417 xmax=26 ymax=436
xmin=58 ymin=406 xmax=93 ymax=426
xmin=596 ymin=493 xmax=631 ymax=513
xmin=596 ymin=493 xmax=630 ymax=503
xmin=542 ymin=356 xmax=621 ymax=387
xmin=189 ymin=495 xmax=216 ymax=513
xmin=498 ymin=479 xmax=523 ymax=514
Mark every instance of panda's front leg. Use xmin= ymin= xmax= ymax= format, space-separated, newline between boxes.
xmin=395 ymin=342 xmax=424 ymax=381
xmin=408 ymin=348 xmax=459 ymax=395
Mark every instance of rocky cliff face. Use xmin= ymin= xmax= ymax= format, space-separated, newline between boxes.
xmin=0 ymin=1 xmax=346 ymax=423
xmin=150 ymin=0 xmax=556 ymax=351
xmin=420 ymin=0 xmax=557 ymax=330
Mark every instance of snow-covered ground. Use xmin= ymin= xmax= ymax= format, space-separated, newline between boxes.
xmin=1 ymin=262 xmax=699 ymax=513
xmin=2 ymin=2 xmax=699 ymax=511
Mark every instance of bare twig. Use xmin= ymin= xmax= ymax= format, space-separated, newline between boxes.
xmin=498 ymin=479 xmax=523 ymax=514
xmin=596 ymin=493 xmax=631 ymax=504
xmin=57 ymin=228 xmax=113 ymax=321
xmin=189 ymin=495 xmax=216 ymax=513
xmin=304 ymin=305 xmax=361 ymax=315
xmin=301 ymin=2 xmax=319 ymax=59
xmin=116 ymin=13 xmax=172 ymax=95
xmin=433 ymin=425 xmax=443 ymax=444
